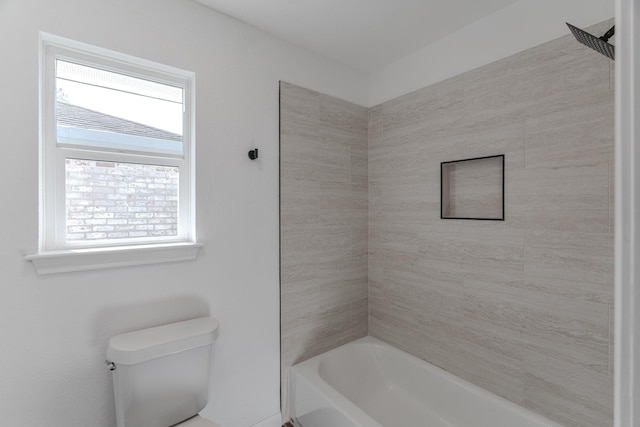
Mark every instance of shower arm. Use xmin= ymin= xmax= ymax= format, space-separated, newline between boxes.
xmin=600 ymin=26 xmax=615 ymax=42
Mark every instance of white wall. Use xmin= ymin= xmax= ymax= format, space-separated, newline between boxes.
xmin=0 ymin=1 xmax=367 ymax=426
xmin=369 ymin=0 xmax=614 ymax=106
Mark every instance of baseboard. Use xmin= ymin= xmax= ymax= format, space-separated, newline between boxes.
xmin=250 ymin=412 xmax=282 ymax=427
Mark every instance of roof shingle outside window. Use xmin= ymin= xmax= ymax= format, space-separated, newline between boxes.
xmin=56 ymin=101 xmax=182 ymax=142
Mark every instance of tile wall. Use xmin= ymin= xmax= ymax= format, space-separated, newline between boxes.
xmin=281 ymin=19 xmax=614 ymax=427
xmin=279 ymin=82 xmax=369 ymax=418
xmin=368 ymin=21 xmax=614 ymax=427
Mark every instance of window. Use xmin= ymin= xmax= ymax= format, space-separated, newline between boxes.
xmin=29 ymin=34 xmax=199 ymax=274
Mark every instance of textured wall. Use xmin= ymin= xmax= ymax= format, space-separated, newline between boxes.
xmin=280 ymin=82 xmax=369 ymax=419
xmin=368 ymin=20 xmax=614 ymax=427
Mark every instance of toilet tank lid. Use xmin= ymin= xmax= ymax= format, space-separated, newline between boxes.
xmin=107 ymin=317 xmax=219 ymax=365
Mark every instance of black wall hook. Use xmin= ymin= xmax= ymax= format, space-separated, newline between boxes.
xmin=248 ymin=148 xmax=259 ymax=160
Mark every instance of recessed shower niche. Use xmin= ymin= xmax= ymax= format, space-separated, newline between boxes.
xmin=441 ymin=154 xmax=505 ymax=220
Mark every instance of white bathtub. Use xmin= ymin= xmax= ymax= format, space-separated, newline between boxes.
xmin=289 ymin=336 xmax=563 ymax=427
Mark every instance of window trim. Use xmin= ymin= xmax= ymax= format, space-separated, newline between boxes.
xmin=29 ymin=33 xmax=199 ymax=274
xmin=26 ymin=242 xmax=203 ymax=275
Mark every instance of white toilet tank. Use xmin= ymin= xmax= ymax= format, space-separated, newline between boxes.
xmin=107 ymin=317 xmax=219 ymax=427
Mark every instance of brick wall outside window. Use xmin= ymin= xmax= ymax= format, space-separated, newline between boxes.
xmin=65 ymin=159 xmax=178 ymax=241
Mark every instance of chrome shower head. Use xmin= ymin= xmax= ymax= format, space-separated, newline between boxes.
xmin=566 ymin=22 xmax=615 ymax=60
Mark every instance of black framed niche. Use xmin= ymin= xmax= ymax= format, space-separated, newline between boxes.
xmin=441 ymin=154 xmax=505 ymax=220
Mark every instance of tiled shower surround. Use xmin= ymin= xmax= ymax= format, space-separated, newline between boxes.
xmin=281 ymin=20 xmax=614 ymax=427
xmin=279 ymin=82 xmax=369 ymax=419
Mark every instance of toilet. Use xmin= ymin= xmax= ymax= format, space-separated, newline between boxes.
xmin=106 ymin=316 xmax=221 ymax=427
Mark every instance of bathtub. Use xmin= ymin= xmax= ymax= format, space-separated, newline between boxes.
xmin=289 ymin=336 xmax=563 ymax=427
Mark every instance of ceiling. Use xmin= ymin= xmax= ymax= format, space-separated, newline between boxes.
xmin=192 ymin=0 xmax=518 ymax=72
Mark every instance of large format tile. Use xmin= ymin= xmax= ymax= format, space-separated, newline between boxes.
xmin=279 ymin=82 xmax=320 ymax=139
xmin=385 ymin=260 xmax=464 ymax=324
xmin=369 ymin=285 xmax=461 ymax=373
xmin=368 ymin=105 xmax=383 ymax=151
xmin=366 ymin=22 xmax=613 ymax=427
xmin=280 ymin=82 xmax=368 ymax=420
xmin=523 ymin=230 xmax=614 ymax=304
xmin=280 ymin=134 xmax=351 ymax=183
xmin=448 ymin=329 xmax=526 ymax=406
xmin=455 ymin=278 xmax=527 ymax=403
xmin=609 ymin=159 xmax=615 ymax=232
xmin=351 ymin=132 xmax=369 ymax=188
xmin=463 ymin=54 xmax=526 ymax=126
xmin=514 ymin=288 xmax=610 ymax=375
xmin=419 ymin=227 xmax=525 ymax=283
xmin=509 ymin=163 xmax=609 ymax=233
xmin=462 ymin=278 xmax=526 ymax=353
xmin=382 ymin=74 xmax=464 ymax=132
xmin=524 ymin=92 xmax=614 ymax=169
xmin=522 ymin=350 xmax=613 ymax=427
xmin=426 ymin=117 xmax=526 ymax=169
xmin=319 ymin=92 xmax=368 ymax=137
xmin=510 ymin=31 xmax=611 ymax=114
xmin=282 ymin=298 xmax=368 ymax=365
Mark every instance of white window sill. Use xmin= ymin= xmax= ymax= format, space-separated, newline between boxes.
xmin=26 ymin=242 xmax=203 ymax=275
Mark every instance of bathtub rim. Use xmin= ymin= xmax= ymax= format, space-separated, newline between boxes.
xmin=289 ymin=335 xmax=564 ymax=427
xmin=290 ymin=337 xmax=383 ymax=427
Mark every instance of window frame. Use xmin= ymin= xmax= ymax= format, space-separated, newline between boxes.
xmin=30 ymin=33 xmax=199 ymax=274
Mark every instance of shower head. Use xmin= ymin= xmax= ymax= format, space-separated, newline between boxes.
xmin=566 ymin=22 xmax=615 ymax=60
